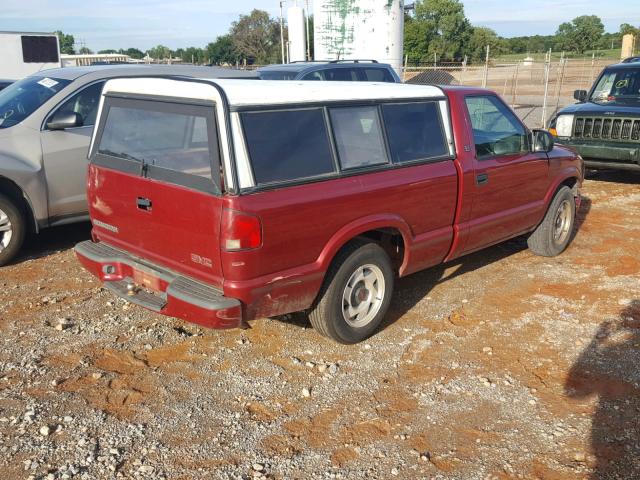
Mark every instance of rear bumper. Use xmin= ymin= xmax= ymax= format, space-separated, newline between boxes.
xmin=74 ymin=240 xmax=243 ymax=329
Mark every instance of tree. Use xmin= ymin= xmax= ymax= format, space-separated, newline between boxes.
xmin=98 ymin=49 xmax=118 ymax=54
xmin=404 ymin=15 xmax=431 ymax=63
xmin=122 ymin=48 xmax=144 ymax=59
xmin=54 ymin=30 xmax=75 ymax=54
xmin=148 ymin=45 xmax=173 ymax=61
xmin=414 ymin=0 xmax=472 ymax=60
xmin=206 ymin=35 xmax=237 ymax=65
xmin=78 ymin=46 xmax=93 ymax=55
xmin=555 ymin=15 xmax=604 ymax=53
xmin=230 ymin=9 xmax=280 ymax=64
xmin=468 ymin=27 xmax=502 ymax=62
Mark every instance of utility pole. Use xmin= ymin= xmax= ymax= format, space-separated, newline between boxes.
xmin=279 ymin=1 xmax=286 ymax=64
xmin=305 ymin=0 xmax=311 ymax=61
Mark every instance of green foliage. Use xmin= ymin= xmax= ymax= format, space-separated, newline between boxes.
xmin=414 ymin=0 xmax=471 ymax=60
xmin=620 ymin=23 xmax=639 ymax=37
xmin=54 ymin=31 xmax=75 ymax=55
xmin=555 ymin=15 xmax=605 ymax=53
xmin=468 ymin=27 xmax=502 ymax=61
xmin=230 ymin=9 xmax=281 ymax=64
xmin=206 ymin=35 xmax=237 ymax=65
xmin=148 ymin=45 xmax=173 ymax=61
xmin=121 ymin=48 xmax=144 ymax=59
xmin=98 ymin=49 xmax=117 ymax=54
xmin=78 ymin=46 xmax=93 ymax=55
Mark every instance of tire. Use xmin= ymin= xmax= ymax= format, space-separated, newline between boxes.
xmin=309 ymin=241 xmax=394 ymax=344
xmin=527 ymin=186 xmax=576 ymax=257
xmin=0 ymin=193 xmax=26 ymax=267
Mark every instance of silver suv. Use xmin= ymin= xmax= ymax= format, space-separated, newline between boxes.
xmin=0 ymin=64 xmax=257 ymax=265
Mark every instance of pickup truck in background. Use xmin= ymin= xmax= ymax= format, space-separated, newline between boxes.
xmin=550 ymin=57 xmax=640 ymax=172
xmin=75 ymin=79 xmax=584 ymax=344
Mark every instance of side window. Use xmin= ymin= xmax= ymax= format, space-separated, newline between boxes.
xmin=364 ymin=68 xmax=394 ymax=83
xmin=329 ymin=106 xmax=387 ymax=169
xmin=381 ymin=102 xmax=449 ymax=163
xmin=51 ymin=81 xmax=105 ymax=128
xmin=241 ymin=108 xmax=335 ymax=185
xmin=464 ymin=95 xmax=528 ymax=159
xmin=324 ymin=68 xmax=359 ymax=81
xmin=302 ymin=71 xmax=325 ymax=81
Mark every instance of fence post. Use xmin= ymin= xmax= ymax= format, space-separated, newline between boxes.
xmin=482 ymin=45 xmax=490 ymax=88
xmin=403 ymin=54 xmax=408 ymax=82
xmin=554 ymin=57 xmax=567 ymax=116
xmin=511 ymin=61 xmax=520 ymax=106
xmin=541 ymin=49 xmax=551 ymax=128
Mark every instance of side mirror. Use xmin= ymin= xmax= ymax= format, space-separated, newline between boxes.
xmin=573 ymin=89 xmax=587 ymax=102
xmin=531 ymin=129 xmax=554 ymax=153
xmin=46 ymin=111 xmax=82 ymax=130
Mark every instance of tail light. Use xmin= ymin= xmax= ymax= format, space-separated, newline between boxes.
xmin=222 ymin=208 xmax=262 ymax=251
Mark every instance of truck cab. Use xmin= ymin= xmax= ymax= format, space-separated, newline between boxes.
xmin=550 ymin=57 xmax=640 ymax=172
xmin=75 ymin=78 xmax=583 ymax=343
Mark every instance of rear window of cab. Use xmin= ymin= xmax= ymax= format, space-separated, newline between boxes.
xmin=240 ymin=101 xmax=449 ymax=187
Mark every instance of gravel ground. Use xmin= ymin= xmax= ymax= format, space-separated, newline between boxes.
xmin=1 ymin=170 xmax=639 ymax=480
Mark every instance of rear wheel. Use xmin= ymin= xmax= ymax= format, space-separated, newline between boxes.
xmin=309 ymin=242 xmax=394 ymax=344
xmin=0 ymin=193 xmax=26 ymax=267
xmin=527 ymin=186 xmax=575 ymax=257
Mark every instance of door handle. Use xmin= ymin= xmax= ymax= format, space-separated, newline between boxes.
xmin=476 ymin=173 xmax=489 ymax=186
xmin=136 ymin=197 xmax=152 ymax=211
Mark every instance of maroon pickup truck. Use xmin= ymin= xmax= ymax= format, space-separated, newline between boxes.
xmin=75 ymin=78 xmax=583 ymax=343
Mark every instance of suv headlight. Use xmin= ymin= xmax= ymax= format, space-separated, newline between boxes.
xmin=554 ymin=114 xmax=574 ymax=137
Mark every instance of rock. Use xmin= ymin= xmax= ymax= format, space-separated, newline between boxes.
xmin=328 ymin=364 xmax=338 ymax=375
xmin=302 ymin=388 xmax=311 ymax=398
xmin=92 ymin=372 xmax=103 ymax=380
xmin=317 ymin=364 xmax=327 ymax=374
xmin=391 ymin=467 xmax=399 ymax=476
xmin=252 ymin=463 xmax=265 ymax=471
xmin=39 ymin=425 xmax=50 ymax=436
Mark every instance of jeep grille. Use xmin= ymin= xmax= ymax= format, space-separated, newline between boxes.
xmin=573 ymin=116 xmax=640 ymax=143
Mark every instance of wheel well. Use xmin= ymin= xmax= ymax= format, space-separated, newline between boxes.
xmin=560 ymin=177 xmax=579 ymax=196
xmin=0 ymin=177 xmax=36 ymax=232
xmin=350 ymin=228 xmax=405 ymax=272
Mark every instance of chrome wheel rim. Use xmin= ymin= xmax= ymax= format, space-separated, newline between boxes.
xmin=342 ymin=264 xmax=385 ymax=328
xmin=0 ymin=208 xmax=12 ymax=253
xmin=553 ymin=199 xmax=572 ymax=245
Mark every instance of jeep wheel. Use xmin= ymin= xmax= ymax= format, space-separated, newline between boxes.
xmin=527 ymin=186 xmax=576 ymax=257
xmin=0 ymin=193 xmax=26 ymax=267
xmin=309 ymin=242 xmax=394 ymax=344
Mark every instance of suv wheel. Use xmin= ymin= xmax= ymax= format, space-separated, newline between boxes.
xmin=527 ymin=186 xmax=576 ymax=257
xmin=0 ymin=193 xmax=26 ymax=267
xmin=309 ymin=241 xmax=394 ymax=344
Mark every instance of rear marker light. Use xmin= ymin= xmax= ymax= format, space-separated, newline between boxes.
xmin=222 ymin=209 xmax=262 ymax=251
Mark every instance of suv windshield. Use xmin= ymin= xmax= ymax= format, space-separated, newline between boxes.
xmin=590 ymin=68 xmax=640 ymax=105
xmin=0 ymin=76 xmax=71 ymax=128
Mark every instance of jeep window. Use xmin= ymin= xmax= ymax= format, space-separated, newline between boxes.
xmin=329 ymin=106 xmax=387 ymax=169
xmin=363 ymin=68 xmax=394 ymax=83
xmin=382 ymin=102 xmax=448 ymax=163
xmin=47 ymin=81 xmax=105 ymax=128
xmin=0 ymin=76 xmax=71 ymax=128
xmin=96 ymin=99 xmax=220 ymax=193
xmin=590 ymin=68 xmax=640 ymax=105
xmin=241 ymin=108 xmax=335 ymax=184
xmin=323 ymin=68 xmax=360 ymax=81
xmin=465 ymin=95 xmax=527 ymax=159
xmin=258 ymin=71 xmax=299 ymax=80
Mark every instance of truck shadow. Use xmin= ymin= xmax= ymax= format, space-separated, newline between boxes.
xmin=586 ymin=169 xmax=640 ymax=184
xmin=13 ymin=221 xmax=92 ymax=264
xmin=564 ymin=300 xmax=640 ymax=479
xmin=382 ymin=194 xmax=591 ymax=333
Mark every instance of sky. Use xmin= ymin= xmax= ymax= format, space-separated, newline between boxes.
xmin=1 ymin=0 xmax=639 ymax=52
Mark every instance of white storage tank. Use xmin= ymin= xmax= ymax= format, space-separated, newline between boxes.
xmin=313 ymin=0 xmax=404 ymax=76
xmin=288 ymin=5 xmax=307 ymax=62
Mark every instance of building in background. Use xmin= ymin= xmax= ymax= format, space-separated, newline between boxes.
xmin=313 ymin=0 xmax=404 ymax=75
xmin=0 ymin=31 xmax=61 ymax=80
xmin=287 ymin=4 xmax=307 ymax=62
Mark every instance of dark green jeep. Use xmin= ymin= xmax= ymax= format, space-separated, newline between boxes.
xmin=550 ymin=57 xmax=640 ymax=172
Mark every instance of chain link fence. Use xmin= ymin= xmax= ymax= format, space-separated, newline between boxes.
xmin=404 ymin=57 xmax=614 ymax=129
